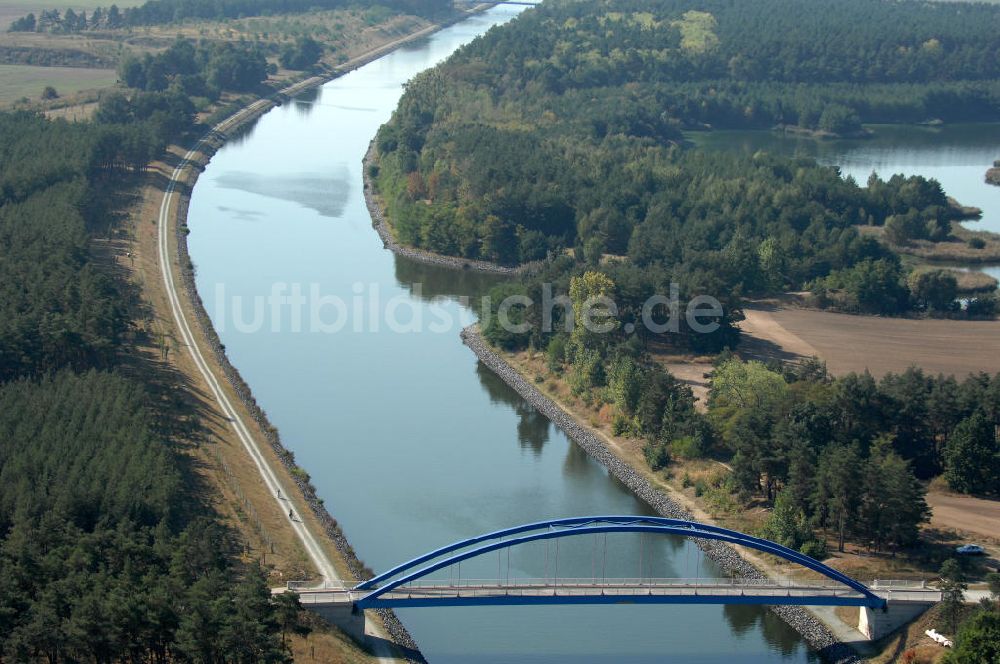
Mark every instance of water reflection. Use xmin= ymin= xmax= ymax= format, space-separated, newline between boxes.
xmin=213 ymin=169 xmax=351 ymax=217
xmin=563 ymin=436 xmax=593 ymax=474
xmin=723 ymin=606 xmax=820 ymax=661
xmin=690 ymin=123 xmax=1000 ymax=165
xmin=186 ymin=5 xmax=819 ymax=659
xmin=223 ymin=112 xmax=264 ymax=147
xmin=475 ymin=361 xmax=552 ymax=455
xmin=394 ymin=254 xmax=507 ymax=302
xmin=291 ymin=86 xmax=320 ymax=116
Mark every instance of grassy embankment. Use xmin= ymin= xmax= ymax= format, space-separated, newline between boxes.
xmin=0 ymin=0 xmax=141 ymax=110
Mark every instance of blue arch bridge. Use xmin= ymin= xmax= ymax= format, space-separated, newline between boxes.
xmin=290 ymin=517 xmax=940 ymax=640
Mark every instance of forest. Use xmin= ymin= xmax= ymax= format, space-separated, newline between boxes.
xmin=0 ymin=372 xmax=294 ymax=661
xmin=0 ymin=34 xmax=271 ymax=382
xmin=0 ymin=37 xmax=302 ymax=656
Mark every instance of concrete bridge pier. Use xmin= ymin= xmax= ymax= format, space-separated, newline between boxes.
xmin=858 ymin=600 xmax=935 ymax=640
xmin=308 ymin=603 xmax=369 ymax=644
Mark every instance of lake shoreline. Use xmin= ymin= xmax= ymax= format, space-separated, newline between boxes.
xmin=460 ymin=325 xmax=862 ymax=664
xmin=988 ymin=162 xmax=1000 ymax=186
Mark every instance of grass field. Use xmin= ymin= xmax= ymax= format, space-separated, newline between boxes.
xmin=740 ymin=302 xmax=1000 ymax=377
xmin=0 ymin=63 xmax=115 ymax=104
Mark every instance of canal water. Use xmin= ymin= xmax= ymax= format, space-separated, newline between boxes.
xmin=186 ymin=6 xmax=819 ymax=662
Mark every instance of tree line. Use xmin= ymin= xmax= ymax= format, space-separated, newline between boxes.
xmin=118 ymin=37 xmax=270 ymax=99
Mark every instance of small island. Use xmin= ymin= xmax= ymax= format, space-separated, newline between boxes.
xmin=987 ymin=159 xmax=1000 ymax=186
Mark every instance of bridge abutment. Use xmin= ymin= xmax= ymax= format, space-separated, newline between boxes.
xmin=308 ymin=603 xmax=369 ymax=643
xmin=858 ymin=600 xmax=935 ymax=640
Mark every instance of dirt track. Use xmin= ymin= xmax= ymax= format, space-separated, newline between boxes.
xmin=740 ymin=305 xmax=1000 ymax=377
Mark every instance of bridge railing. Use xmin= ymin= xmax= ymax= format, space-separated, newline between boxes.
xmin=390 ymin=577 xmax=849 ymax=590
xmin=869 ymin=579 xmax=928 ymax=590
xmin=375 ymin=583 xmax=868 ymax=600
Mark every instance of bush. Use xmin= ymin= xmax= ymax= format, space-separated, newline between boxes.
xmin=799 ymin=539 xmax=827 ymax=560
xmin=670 ymin=435 xmax=705 ymax=459
xmin=966 ymin=295 xmax=998 ymax=319
xmin=612 ymin=412 xmax=631 ymax=436
xmin=546 ymin=335 xmax=567 ymax=372
xmin=909 ymin=269 xmax=958 ymax=313
xmin=968 ymin=237 xmax=987 ymax=249
xmin=280 ymin=36 xmax=323 ymax=70
xmin=643 ymin=441 xmax=670 ymax=470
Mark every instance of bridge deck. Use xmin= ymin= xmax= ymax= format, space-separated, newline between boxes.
xmin=294 ymin=578 xmax=931 ymax=609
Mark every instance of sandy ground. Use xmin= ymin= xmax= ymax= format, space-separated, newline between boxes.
xmin=926 ymin=491 xmax=1000 ymax=544
xmin=653 ymin=355 xmax=713 ymax=409
xmin=740 ymin=304 xmax=1000 ymax=377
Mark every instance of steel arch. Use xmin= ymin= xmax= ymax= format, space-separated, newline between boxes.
xmin=355 ymin=516 xmax=885 ymax=609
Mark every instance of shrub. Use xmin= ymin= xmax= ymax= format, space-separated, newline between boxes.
xmin=546 ymin=335 xmax=567 ymax=372
xmin=799 ymin=540 xmax=827 ymax=560
xmin=612 ymin=412 xmax=631 ymax=436
xmin=643 ymin=441 xmax=670 ymax=470
xmin=670 ymin=435 xmax=705 ymax=459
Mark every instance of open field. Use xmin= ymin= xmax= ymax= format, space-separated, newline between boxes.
xmin=0 ymin=62 xmax=114 ymax=104
xmin=740 ymin=303 xmax=1000 ymax=377
xmin=0 ymin=4 xmax=436 ymax=116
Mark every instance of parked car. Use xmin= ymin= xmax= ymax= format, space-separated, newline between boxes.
xmin=955 ymin=544 xmax=985 ymax=555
